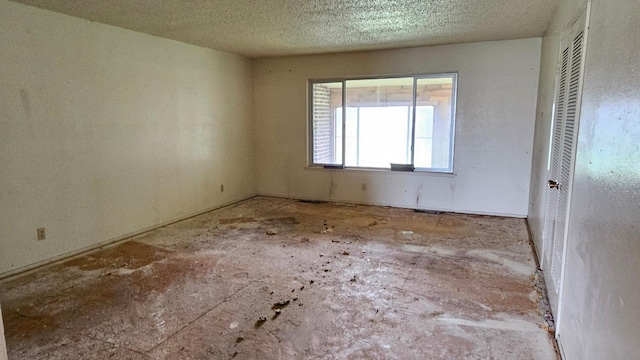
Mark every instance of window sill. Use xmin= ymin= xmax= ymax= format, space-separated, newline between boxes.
xmin=304 ymin=166 xmax=456 ymax=177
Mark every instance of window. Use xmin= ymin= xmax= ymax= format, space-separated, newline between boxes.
xmin=310 ymin=74 xmax=457 ymax=172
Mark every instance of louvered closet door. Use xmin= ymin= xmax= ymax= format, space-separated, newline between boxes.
xmin=543 ymin=47 xmax=569 ymax=267
xmin=542 ymin=8 xmax=588 ymax=304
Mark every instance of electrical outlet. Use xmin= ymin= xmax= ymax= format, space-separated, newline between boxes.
xmin=37 ymin=227 xmax=46 ymax=241
xmin=361 ymin=183 xmax=367 ymax=191
xmin=220 ymin=184 xmax=224 ymax=192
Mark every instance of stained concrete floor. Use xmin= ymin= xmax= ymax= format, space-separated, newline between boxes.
xmin=0 ymin=197 xmax=558 ymax=359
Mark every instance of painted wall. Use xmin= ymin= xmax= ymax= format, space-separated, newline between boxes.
xmin=0 ymin=1 xmax=256 ymax=275
xmin=556 ymin=0 xmax=640 ymax=358
xmin=254 ymin=39 xmax=541 ymax=217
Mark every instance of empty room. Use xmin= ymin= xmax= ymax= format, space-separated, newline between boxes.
xmin=0 ymin=0 xmax=638 ymax=359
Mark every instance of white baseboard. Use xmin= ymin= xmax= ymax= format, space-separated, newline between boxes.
xmin=256 ymin=192 xmax=527 ymax=218
xmin=0 ymin=194 xmax=257 ymax=282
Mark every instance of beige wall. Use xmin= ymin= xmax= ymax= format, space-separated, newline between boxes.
xmin=253 ymin=39 xmax=541 ymax=217
xmin=0 ymin=1 xmax=256 ymax=276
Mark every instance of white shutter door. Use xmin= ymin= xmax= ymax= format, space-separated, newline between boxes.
xmin=550 ymin=29 xmax=585 ymax=292
xmin=543 ymin=47 xmax=569 ymax=264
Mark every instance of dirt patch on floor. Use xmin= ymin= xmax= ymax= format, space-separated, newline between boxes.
xmin=219 ymin=217 xmax=256 ymax=225
xmin=0 ymin=197 xmax=555 ymax=360
xmin=63 ymin=241 xmax=170 ymax=271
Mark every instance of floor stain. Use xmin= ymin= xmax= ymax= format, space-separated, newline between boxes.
xmin=219 ymin=217 xmax=256 ymax=225
xmin=63 ymin=241 xmax=170 ymax=271
xmin=0 ymin=197 xmax=558 ymax=360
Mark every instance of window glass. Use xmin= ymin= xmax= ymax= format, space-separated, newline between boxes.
xmin=414 ymin=77 xmax=455 ymax=170
xmin=345 ymin=77 xmax=413 ymax=168
xmin=310 ymin=74 xmax=456 ymax=172
xmin=311 ymin=82 xmax=342 ymax=165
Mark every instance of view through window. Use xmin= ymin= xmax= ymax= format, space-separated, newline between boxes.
xmin=311 ymin=74 xmax=456 ymax=172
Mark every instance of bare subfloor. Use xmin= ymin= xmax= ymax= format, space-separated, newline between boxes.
xmin=0 ymin=197 xmax=558 ymax=359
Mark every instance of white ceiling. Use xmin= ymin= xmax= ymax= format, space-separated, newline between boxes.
xmin=10 ymin=0 xmax=559 ymax=58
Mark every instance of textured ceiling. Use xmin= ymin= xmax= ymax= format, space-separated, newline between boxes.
xmin=10 ymin=0 xmax=559 ymax=58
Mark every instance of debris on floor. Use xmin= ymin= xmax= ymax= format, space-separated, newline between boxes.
xmin=415 ymin=209 xmax=443 ymax=215
xmin=219 ymin=217 xmax=256 ymax=225
xmin=0 ymin=197 xmax=558 ymax=360
xmin=254 ymin=316 xmax=268 ymax=328
xmin=272 ymin=300 xmax=290 ymax=309
xmin=533 ymin=269 xmax=556 ymax=333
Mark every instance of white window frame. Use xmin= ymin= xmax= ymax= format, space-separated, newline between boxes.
xmin=308 ymin=73 xmax=457 ymax=173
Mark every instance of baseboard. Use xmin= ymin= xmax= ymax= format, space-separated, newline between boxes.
xmin=256 ymin=192 xmax=527 ymax=218
xmin=556 ymin=333 xmax=567 ymax=359
xmin=525 ymin=218 xmax=542 ymax=270
xmin=0 ymin=194 xmax=257 ymax=282
xmin=1 ymin=193 xmax=525 ymax=281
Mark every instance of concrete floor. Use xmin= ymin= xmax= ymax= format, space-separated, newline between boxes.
xmin=0 ymin=197 xmax=558 ymax=359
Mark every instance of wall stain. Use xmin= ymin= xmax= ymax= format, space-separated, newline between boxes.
xmin=20 ymin=89 xmax=31 ymax=118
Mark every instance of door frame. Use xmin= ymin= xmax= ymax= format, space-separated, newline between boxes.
xmin=0 ymin=302 xmax=7 ymax=360
xmin=541 ymin=2 xmax=591 ymax=339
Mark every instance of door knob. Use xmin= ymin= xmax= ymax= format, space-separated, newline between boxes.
xmin=548 ymin=180 xmax=560 ymax=189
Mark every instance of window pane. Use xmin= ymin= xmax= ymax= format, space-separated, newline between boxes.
xmin=344 ymin=107 xmax=359 ymax=166
xmin=345 ymin=78 xmax=414 ymax=168
xmin=414 ymin=106 xmax=435 ymax=168
xmin=334 ymin=108 xmax=342 ymax=163
xmin=312 ymin=82 xmax=342 ymax=164
xmin=310 ymin=74 xmax=456 ymax=172
xmin=414 ymin=76 xmax=455 ymax=170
